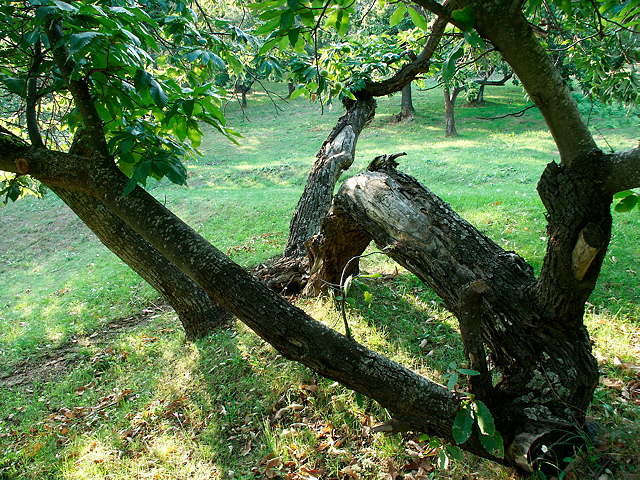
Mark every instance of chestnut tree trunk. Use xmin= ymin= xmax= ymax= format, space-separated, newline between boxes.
xmin=396 ymin=82 xmax=415 ymax=122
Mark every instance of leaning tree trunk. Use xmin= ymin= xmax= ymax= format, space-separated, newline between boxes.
xmin=285 ymin=96 xmax=376 ymax=258
xmin=395 ymin=83 xmax=415 ymax=122
xmin=306 ymin=155 xmax=603 ymax=472
xmin=55 ymin=130 xmax=229 ymax=340
xmin=52 ymin=187 xmax=229 ymax=339
xmin=256 ymin=97 xmax=376 ymax=293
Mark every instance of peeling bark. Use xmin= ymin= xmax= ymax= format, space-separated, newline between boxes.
xmin=307 ymin=156 xmax=600 ymax=469
xmin=284 ymin=96 xmax=376 ymax=259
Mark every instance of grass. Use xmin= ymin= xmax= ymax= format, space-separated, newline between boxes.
xmin=0 ymin=83 xmax=638 ymax=480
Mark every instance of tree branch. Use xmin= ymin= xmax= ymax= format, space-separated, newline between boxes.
xmin=605 ymin=146 xmax=640 ymax=193
xmin=472 ymin=2 xmax=599 ymax=166
xmin=362 ymin=3 xmax=454 ymax=97
xmin=45 ymin=18 xmax=110 ymax=158
xmin=0 ymin=140 xmax=475 ymax=454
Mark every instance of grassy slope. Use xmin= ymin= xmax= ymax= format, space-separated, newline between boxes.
xmin=0 ymin=84 xmax=638 ymax=480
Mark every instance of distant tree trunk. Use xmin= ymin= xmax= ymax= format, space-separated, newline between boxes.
xmin=443 ymin=86 xmax=463 ymax=137
xmin=235 ymin=82 xmax=251 ymax=108
xmin=395 ymin=83 xmax=415 ymax=122
xmin=49 ymin=188 xmax=229 ymax=339
xmin=287 ymin=82 xmax=296 ymax=98
xmin=475 ymin=83 xmax=486 ymax=105
xmin=469 ymin=72 xmax=513 ymax=106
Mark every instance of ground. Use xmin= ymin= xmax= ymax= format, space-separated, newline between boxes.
xmin=0 ymin=84 xmax=638 ymax=479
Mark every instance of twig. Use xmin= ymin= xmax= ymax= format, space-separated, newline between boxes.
xmin=337 ymin=250 xmax=389 ymax=339
xmin=477 ymin=104 xmax=537 ymax=120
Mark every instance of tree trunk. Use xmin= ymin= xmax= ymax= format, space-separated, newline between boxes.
xmin=396 ymin=83 xmax=415 ymax=122
xmin=306 ymin=155 xmax=602 ymax=471
xmin=284 ymin=97 xmax=377 ymax=259
xmin=474 ymin=83 xmax=486 ymax=105
xmin=51 ymin=187 xmax=230 ymax=339
xmin=443 ymin=86 xmax=461 ymax=137
xmin=256 ymin=97 xmax=376 ymax=293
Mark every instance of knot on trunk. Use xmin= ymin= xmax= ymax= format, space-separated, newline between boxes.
xmin=367 ymin=152 xmax=407 ymax=172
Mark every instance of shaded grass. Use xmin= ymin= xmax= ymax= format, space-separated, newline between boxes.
xmin=0 ymin=82 xmax=638 ymax=479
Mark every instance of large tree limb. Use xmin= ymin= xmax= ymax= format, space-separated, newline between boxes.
xmin=305 ymin=157 xmax=599 ymax=467
xmin=0 ymin=139 xmax=487 ymax=458
xmin=605 ymin=146 xmax=640 ymax=193
xmin=283 ymin=96 xmax=376 ymax=259
xmin=363 ymin=10 xmax=451 ymax=97
xmin=469 ymin=1 xmax=598 ymax=166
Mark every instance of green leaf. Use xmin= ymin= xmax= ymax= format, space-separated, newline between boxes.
xmin=255 ymin=16 xmax=280 ymax=35
xmin=614 ymin=193 xmax=637 ymax=212
xmin=389 ymin=4 xmax=406 ymax=27
xmin=437 ymin=449 xmax=450 ymax=470
xmin=473 ymin=400 xmax=496 ymax=436
xmin=408 ymin=6 xmax=428 ymax=30
xmin=0 ymin=77 xmax=26 ymax=96
xmin=149 ymin=79 xmax=168 ymax=107
xmin=363 ymin=290 xmax=373 ymax=306
xmin=457 ymin=368 xmax=480 ymax=376
xmin=613 ymin=189 xmax=634 ymax=199
xmin=447 ymin=372 xmax=459 ymax=391
xmin=68 ymin=32 xmax=105 ymax=54
xmin=445 ymin=445 xmax=463 ymax=462
xmin=452 ymin=406 xmax=474 ymax=444
xmin=182 ymin=99 xmax=194 ymax=117
xmin=290 ymin=85 xmax=305 ymax=99
xmin=479 ymin=430 xmax=504 ymax=458
xmin=187 ymin=121 xmax=202 ymax=148
xmin=443 ymin=42 xmax=464 ymax=83
xmin=451 ymin=6 xmax=475 ymax=31
xmin=52 ymin=0 xmax=77 ymax=13
xmin=288 ymin=27 xmax=299 ymax=47
xmin=464 ymin=30 xmax=485 ymax=49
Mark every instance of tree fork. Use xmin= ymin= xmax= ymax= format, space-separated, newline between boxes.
xmin=307 ymin=156 xmax=601 ymax=468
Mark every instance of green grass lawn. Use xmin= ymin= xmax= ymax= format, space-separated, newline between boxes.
xmin=0 ymin=83 xmax=638 ymax=480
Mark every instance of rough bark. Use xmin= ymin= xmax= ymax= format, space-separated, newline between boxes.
xmin=0 ymin=140 xmax=483 ymax=457
xmin=52 ymin=187 xmax=230 ymax=339
xmin=395 ymin=83 xmax=415 ymax=122
xmin=284 ymin=96 xmax=377 ymax=259
xmin=307 ymin=156 xmax=601 ymax=471
xmin=256 ymin=12 xmax=452 ymax=293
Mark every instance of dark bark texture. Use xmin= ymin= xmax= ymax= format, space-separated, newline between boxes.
xmin=396 ymin=83 xmax=415 ymax=122
xmin=284 ymin=96 xmax=376 ymax=259
xmin=306 ymin=156 xmax=602 ymax=470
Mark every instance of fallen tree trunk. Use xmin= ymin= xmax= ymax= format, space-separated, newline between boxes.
xmin=306 ymin=155 xmax=600 ymax=471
